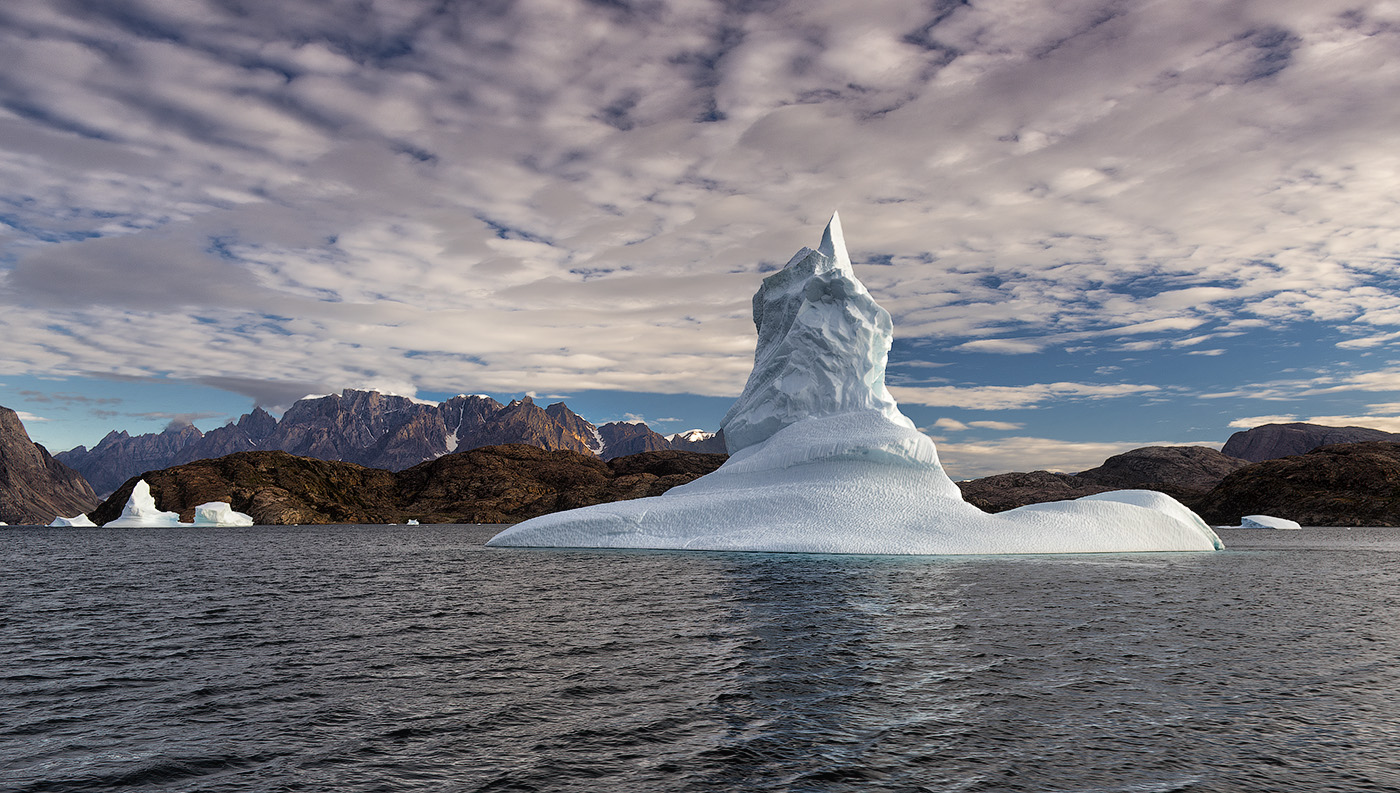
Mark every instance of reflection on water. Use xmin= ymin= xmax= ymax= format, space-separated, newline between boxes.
xmin=2 ymin=525 xmax=1400 ymax=791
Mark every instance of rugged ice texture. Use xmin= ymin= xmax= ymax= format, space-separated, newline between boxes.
xmin=193 ymin=501 xmax=254 ymax=527
xmin=488 ymin=214 xmax=1222 ymax=555
xmin=1232 ymin=514 xmax=1303 ymax=529
xmin=49 ymin=513 xmax=97 ymax=527
xmin=104 ymin=480 xmax=185 ymax=527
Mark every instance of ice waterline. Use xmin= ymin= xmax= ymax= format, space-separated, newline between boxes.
xmin=488 ymin=214 xmax=1222 ymax=554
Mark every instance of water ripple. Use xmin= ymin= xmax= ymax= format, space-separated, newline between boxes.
xmin=3 ymin=525 xmax=1400 ymax=791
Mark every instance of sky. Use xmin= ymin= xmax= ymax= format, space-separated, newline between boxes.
xmin=2 ymin=0 xmax=1399 ymax=479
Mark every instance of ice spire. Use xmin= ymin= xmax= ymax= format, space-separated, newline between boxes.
xmin=816 ymin=211 xmax=852 ymax=272
xmin=720 ymin=210 xmax=913 ymax=455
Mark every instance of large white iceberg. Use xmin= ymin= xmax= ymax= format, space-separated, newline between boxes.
xmin=487 ymin=214 xmax=1222 ymax=555
xmin=104 ymin=480 xmax=185 ymax=527
xmin=101 ymin=481 xmax=255 ymax=527
xmin=49 ymin=513 xmax=97 ymax=527
xmin=193 ymin=501 xmax=254 ymax=527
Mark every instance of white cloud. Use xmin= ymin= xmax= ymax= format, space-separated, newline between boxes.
xmin=1338 ymin=331 xmax=1400 ymax=349
xmin=969 ymin=420 xmax=1024 ymax=431
xmin=951 ymin=338 xmax=1046 ymax=354
xmin=15 ymin=410 xmax=49 ymax=423
xmin=1294 ymin=414 xmax=1400 ymax=432
xmin=0 ymin=0 xmax=1397 ymax=409
xmin=1228 ymin=409 xmax=1400 ymax=432
xmin=1228 ymin=415 xmax=1299 ymax=429
xmin=892 ymin=382 xmax=1159 ymax=410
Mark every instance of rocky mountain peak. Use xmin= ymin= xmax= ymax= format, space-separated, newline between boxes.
xmin=0 ymin=405 xmax=100 ymax=524
xmin=1221 ymin=422 xmax=1400 ymax=462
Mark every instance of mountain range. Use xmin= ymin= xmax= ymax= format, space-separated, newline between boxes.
xmin=8 ymin=401 xmax=1400 ymax=526
xmin=55 ymin=390 xmax=725 ymax=496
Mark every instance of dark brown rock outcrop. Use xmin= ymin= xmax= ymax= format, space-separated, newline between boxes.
xmin=956 ymin=471 xmax=1113 ymax=513
xmin=90 ymin=446 xmax=729 ymax=526
xmin=0 ymin=406 xmax=100 ymax=524
xmin=1075 ymin=446 xmax=1251 ymax=504
xmin=90 ymin=451 xmax=399 ymax=526
xmin=955 ymin=446 xmax=1247 ymax=512
xmin=1194 ymin=442 xmax=1400 ymax=526
xmin=1221 ymin=422 xmax=1400 ymax=463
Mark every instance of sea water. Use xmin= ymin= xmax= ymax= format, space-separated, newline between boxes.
xmin=3 ymin=525 xmax=1399 ymax=792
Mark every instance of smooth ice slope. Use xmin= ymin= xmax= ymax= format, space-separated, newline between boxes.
xmin=193 ymin=501 xmax=254 ymax=527
xmin=49 ymin=513 xmax=97 ymax=527
xmin=104 ymin=480 xmax=185 ymax=527
xmin=488 ymin=214 xmax=1222 ymax=555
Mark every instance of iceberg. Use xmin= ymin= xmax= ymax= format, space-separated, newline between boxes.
xmin=192 ymin=501 xmax=254 ymax=527
xmin=487 ymin=214 xmax=1222 ymax=555
xmin=1228 ymin=514 xmax=1302 ymax=530
xmin=104 ymin=480 xmax=186 ymax=527
xmin=49 ymin=513 xmax=97 ymax=527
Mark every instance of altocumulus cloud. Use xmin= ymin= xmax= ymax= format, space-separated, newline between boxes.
xmin=0 ymin=0 xmax=1397 ymax=411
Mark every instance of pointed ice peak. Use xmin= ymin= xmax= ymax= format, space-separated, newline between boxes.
xmin=815 ymin=211 xmax=851 ymax=271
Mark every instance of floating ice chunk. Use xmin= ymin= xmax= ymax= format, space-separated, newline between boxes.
xmin=104 ymin=480 xmax=186 ymax=527
xmin=49 ymin=514 xmax=97 ymax=527
xmin=1228 ymin=514 xmax=1302 ymax=529
xmin=192 ymin=501 xmax=254 ymax=527
xmin=488 ymin=215 xmax=1222 ymax=555
xmin=407 ymin=518 xmax=420 ymax=525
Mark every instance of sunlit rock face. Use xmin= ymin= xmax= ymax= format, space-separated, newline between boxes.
xmin=488 ymin=215 xmax=1222 ymax=555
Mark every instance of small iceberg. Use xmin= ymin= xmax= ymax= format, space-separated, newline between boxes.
xmin=407 ymin=518 xmax=420 ymax=525
xmin=1225 ymin=515 xmax=1303 ymax=530
xmin=49 ymin=514 xmax=97 ymax=527
xmin=193 ymin=501 xmax=254 ymax=527
xmin=488 ymin=215 xmax=1222 ymax=555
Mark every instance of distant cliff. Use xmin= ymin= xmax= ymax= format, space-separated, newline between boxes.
xmin=90 ymin=446 xmax=729 ymax=526
xmin=1221 ymin=422 xmax=1400 ymax=462
xmin=957 ymin=446 xmax=1250 ymax=513
xmin=58 ymin=389 xmax=720 ymax=496
xmin=1194 ymin=442 xmax=1400 ymax=526
xmin=0 ymin=406 xmax=100 ymax=524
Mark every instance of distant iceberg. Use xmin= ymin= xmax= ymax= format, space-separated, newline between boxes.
xmin=49 ymin=513 xmax=97 ymax=527
xmin=1227 ymin=515 xmax=1302 ymax=530
xmin=487 ymin=214 xmax=1222 ymax=555
xmin=103 ymin=481 xmax=254 ymax=527
xmin=193 ymin=501 xmax=254 ymax=527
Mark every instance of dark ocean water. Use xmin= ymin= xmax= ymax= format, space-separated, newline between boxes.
xmin=3 ymin=524 xmax=1400 ymax=793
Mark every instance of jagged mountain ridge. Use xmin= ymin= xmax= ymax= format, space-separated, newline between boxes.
xmin=56 ymin=389 xmax=721 ymax=496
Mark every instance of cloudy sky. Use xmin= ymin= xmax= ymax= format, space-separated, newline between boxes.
xmin=2 ymin=0 xmax=1399 ymax=478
